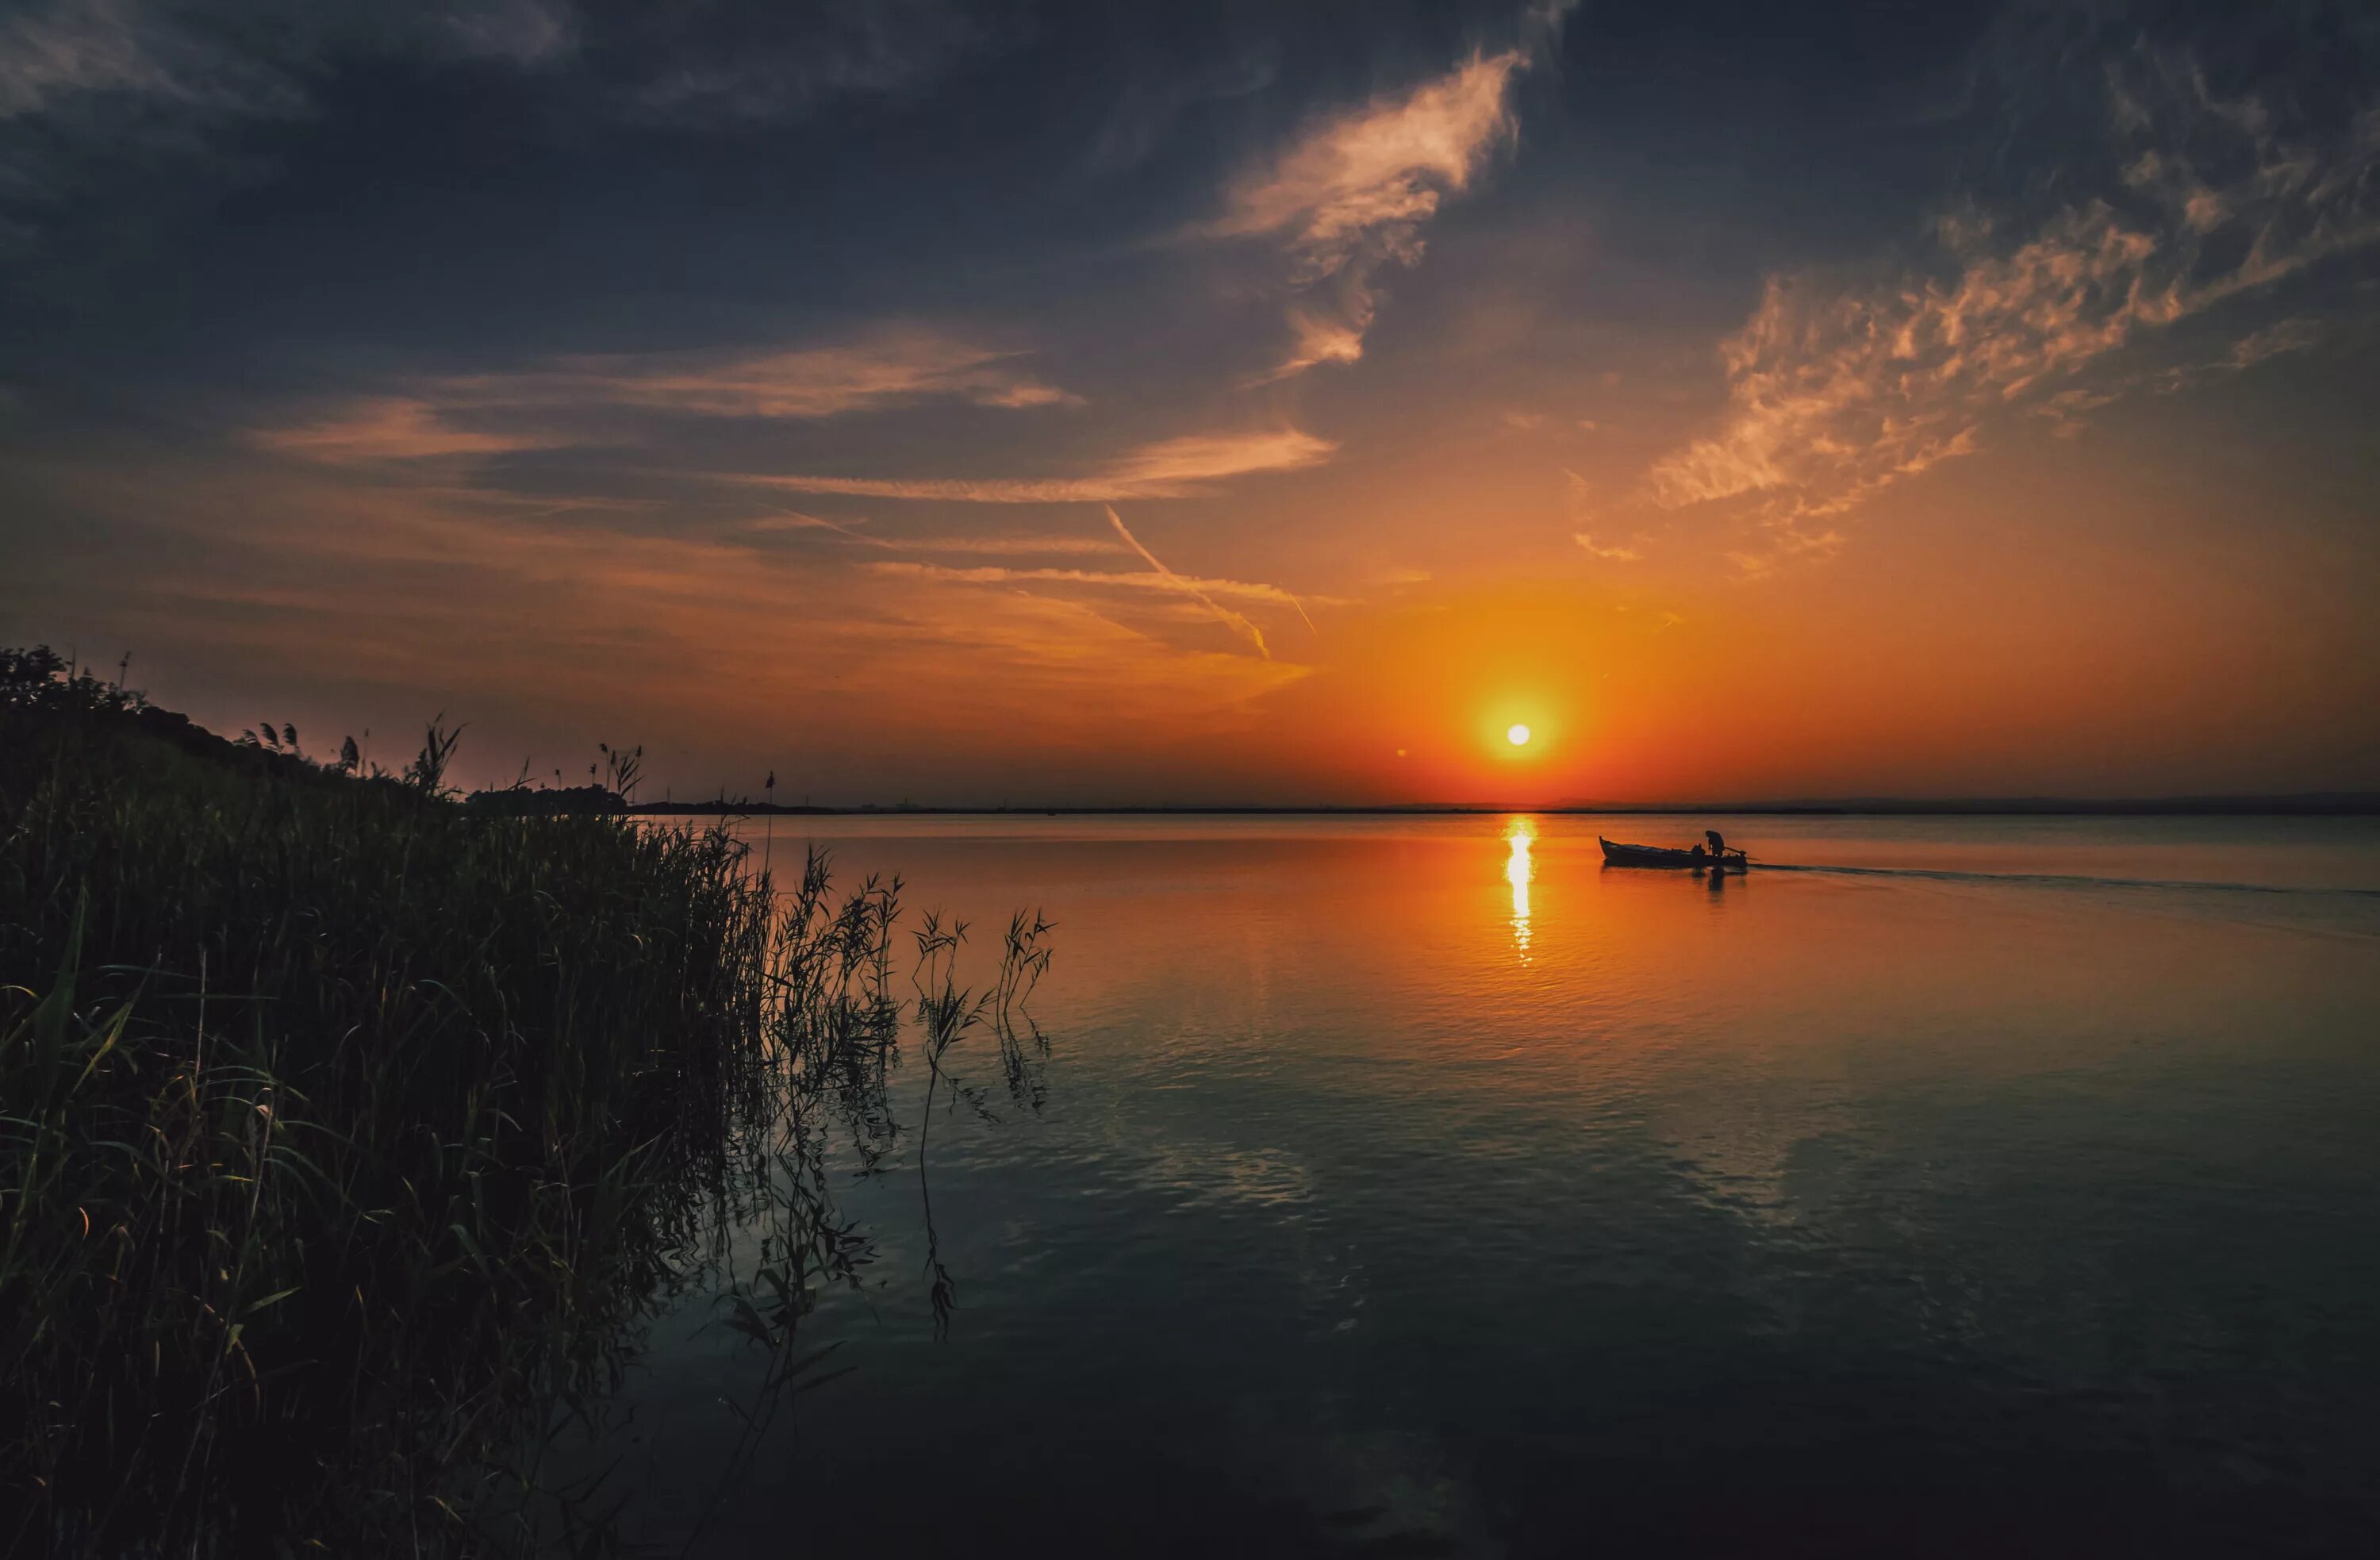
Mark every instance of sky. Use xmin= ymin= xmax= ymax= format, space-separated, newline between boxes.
xmin=3 ymin=0 xmax=2377 ymax=805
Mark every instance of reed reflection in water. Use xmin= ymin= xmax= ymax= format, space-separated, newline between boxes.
xmin=606 ymin=812 xmax=2380 ymax=1559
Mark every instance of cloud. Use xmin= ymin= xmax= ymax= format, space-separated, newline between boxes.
xmin=882 ymin=532 xmax=1126 ymax=555
xmin=1722 ymin=525 xmax=1843 ymax=580
xmin=1207 ymin=22 xmax=1564 ymax=378
xmin=854 ymin=508 xmax=1319 ymax=663
xmin=1563 ymin=467 xmax=1641 ymax=561
xmin=48 ymin=451 xmax=1311 ymax=763
xmin=0 ymin=0 xmax=577 ymax=129
xmin=249 ymin=396 xmax=555 ymax=463
xmin=754 ymin=428 xmax=1336 ymax=503
xmin=0 ymin=0 xmax=993 ymax=129
xmin=0 ymin=2 xmax=412 ymax=244
xmin=1642 ymin=42 xmax=2380 ymax=564
xmin=2143 ymin=316 xmax=2334 ymax=395
xmin=616 ymin=0 xmax=985 ymax=124
xmin=2032 ymin=315 xmax=2336 ymax=436
xmin=250 ymin=330 xmax=1077 ymax=463
xmin=0 ymin=0 xmax=973 ymax=215
xmin=520 ymin=335 xmax=1079 ymax=419
xmin=1107 ymin=505 xmax=1285 ymax=658
xmin=743 ymin=515 xmax=1127 ymax=556
xmin=1 ymin=0 xmax=292 ymax=123
xmin=440 ymin=0 xmax=578 ymax=67
xmin=866 ymin=558 xmax=1305 ymax=613
xmin=1084 ymin=48 xmax=1278 ymax=173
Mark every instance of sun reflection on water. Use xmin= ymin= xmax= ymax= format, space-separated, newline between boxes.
xmin=1504 ymin=817 xmax=1534 ymax=960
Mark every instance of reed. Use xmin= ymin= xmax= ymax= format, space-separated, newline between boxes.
xmin=0 ymin=647 xmax=1048 ymax=1555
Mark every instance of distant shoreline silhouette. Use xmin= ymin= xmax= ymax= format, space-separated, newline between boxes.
xmin=628 ymin=794 xmax=2380 ymax=819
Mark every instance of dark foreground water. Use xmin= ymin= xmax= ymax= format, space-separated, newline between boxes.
xmin=605 ymin=815 xmax=2380 ymax=1558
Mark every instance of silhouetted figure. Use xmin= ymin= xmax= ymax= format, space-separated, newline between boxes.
xmin=1690 ymin=843 xmax=1707 ymax=862
xmin=1706 ymin=828 xmax=1726 ymax=857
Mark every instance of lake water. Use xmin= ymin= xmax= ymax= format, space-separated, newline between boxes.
xmin=604 ymin=814 xmax=2380 ymax=1557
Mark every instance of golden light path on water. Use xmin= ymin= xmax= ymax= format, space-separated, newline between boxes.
xmin=1504 ymin=816 xmax=1534 ymax=961
xmin=622 ymin=812 xmax=2380 ymax=1557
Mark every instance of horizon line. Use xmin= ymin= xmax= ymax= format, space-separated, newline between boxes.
xmin=619 ymin=793 xmax=2380 ymax=818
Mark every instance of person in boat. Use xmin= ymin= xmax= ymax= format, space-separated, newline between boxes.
xmin=1706 ymin=828 xmax=1727 ymax=859
xmin=1689 ymin=844 xmax=1706 ymax=861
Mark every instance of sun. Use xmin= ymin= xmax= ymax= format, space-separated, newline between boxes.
xmin=1507 ymin=723 xmax=1531 ymax=747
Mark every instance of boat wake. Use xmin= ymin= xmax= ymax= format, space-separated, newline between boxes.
xmin=1754 ymin=861 xmax=2380 ymax=900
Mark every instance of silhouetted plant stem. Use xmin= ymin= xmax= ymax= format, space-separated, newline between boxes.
xmin=0 ymin=650 xmax=1058 ymax=1556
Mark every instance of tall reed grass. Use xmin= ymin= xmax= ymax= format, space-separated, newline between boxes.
xmin=0 ymin=649 xmax=1049 ymax=1555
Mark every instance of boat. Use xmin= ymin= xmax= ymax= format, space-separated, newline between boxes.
xmin=1599 ymin=836 xmax=1749 ymax=870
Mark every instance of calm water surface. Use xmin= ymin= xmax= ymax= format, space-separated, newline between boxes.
xmin=608 ymin=815 xmax=2380 ymax=1557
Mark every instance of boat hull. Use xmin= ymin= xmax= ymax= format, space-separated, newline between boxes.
xmin=1599 ymin=836 xmax=1748 ymax=870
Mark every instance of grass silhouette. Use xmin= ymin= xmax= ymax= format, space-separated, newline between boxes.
xmin=0 ymin=647 xmax=1050 ymax=1555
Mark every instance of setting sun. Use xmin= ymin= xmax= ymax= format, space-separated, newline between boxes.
xmin=6 ymin=2 xmax=2378 ymax=1550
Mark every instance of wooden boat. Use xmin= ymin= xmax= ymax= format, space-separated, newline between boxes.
xmin=1599 ymin=837 xmax=1749 ymax=871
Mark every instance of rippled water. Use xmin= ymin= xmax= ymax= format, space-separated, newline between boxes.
xmin=606 ymin=815 xmax=2380 ymax=1557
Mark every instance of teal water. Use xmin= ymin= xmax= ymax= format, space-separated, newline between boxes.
xmin=606 ymin=815 xmax=2380 ymax=1557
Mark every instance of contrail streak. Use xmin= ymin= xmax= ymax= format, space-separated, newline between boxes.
xmin=1105 ymin=506 xmax=1271 ymax=659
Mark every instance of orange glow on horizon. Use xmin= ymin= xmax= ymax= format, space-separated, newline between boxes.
xmin=83 ymin=434 xmax=2380 ymax=809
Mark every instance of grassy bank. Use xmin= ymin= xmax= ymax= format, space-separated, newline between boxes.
xmin=0 ymin=650 xmax=1046 ymax=1555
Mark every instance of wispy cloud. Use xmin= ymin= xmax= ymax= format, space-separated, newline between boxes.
xmin=249 ymin=395 xmax=555 ymax=463
xmin=754 ymin=428 xmax=1335 ymax=503
xmin=250 ymin=330 xmax=1077 ymax=464
xmin=2142 ymin=316 xmax=2336 ymax=395
xmin=617 ymin=0 xmax=984 ymax=125
xmin=0 ymin=0 xmax=575 ymax=204
xmin=868 ymin=557 xmax=1303 ymax=613
xmin=2030 ymin=315 xmax=2340 ymax=436
xmin=0 ymin=0 xmax=965 ymax=191
xmin=883 ymin=532 xmax=1127 ymax=555
xmin=2 ymin=0 xmax=294 ymax=121
xmin=528 ymin=334 xmax=1079 ymax=419
xmin=853 ymin=505 xmax=1319 ymax=663
xmin=2 ymin=1 xmax=213 ymax=119
xmin=1643 ymin=45 xmax=2380 ymax=566
xmin=1562 ymin=468 xmax=1641 ymax=562
xmin=60 ymin=451 xmax=1310 ymax=757
xmin=743 ymin=514 xmax=1127 ymax=556
xmin=1205 ymin=12 xmax=1568 ymax=378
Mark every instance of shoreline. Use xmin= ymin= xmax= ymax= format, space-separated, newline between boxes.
xmin=627 ymin=796 xmax=2380 ymax=819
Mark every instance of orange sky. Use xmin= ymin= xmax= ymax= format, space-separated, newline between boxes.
xmin=3 ymin=1 xmax=2376 ymax=802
